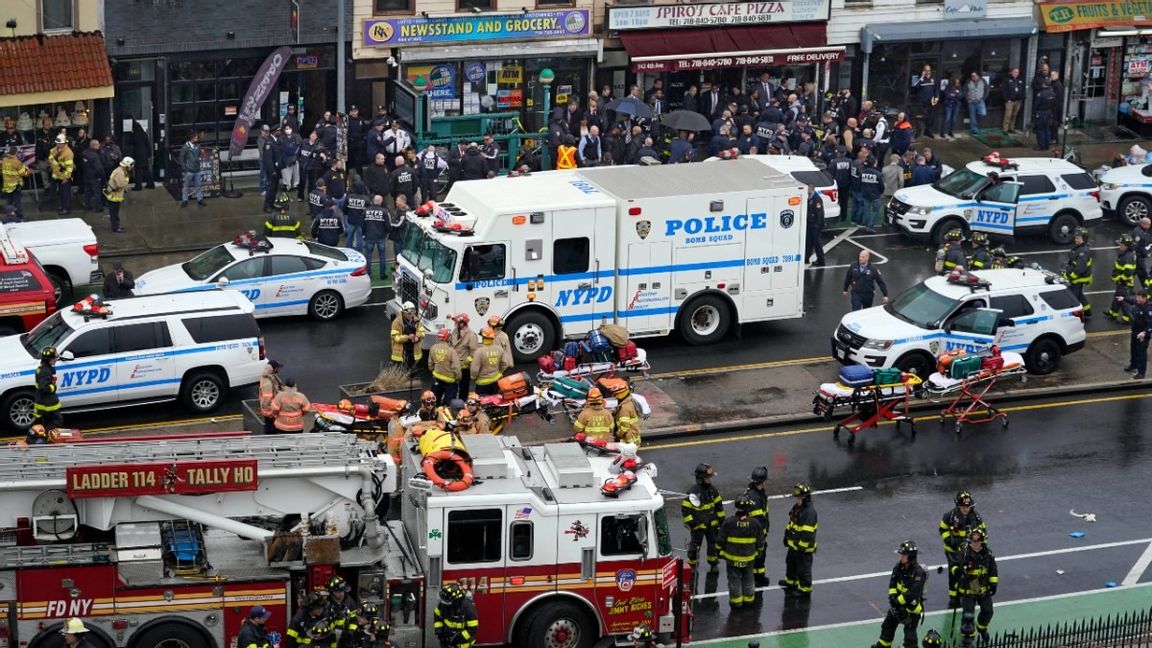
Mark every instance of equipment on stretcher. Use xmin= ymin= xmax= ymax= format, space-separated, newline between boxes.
xmin=813 ymin=368 xmax=923 ymax=446
xmin=541 ymin=388 xmax=652 ymax=423
xmin=536 ymin=347 xmax=651 ymax=383
xmin=926 ymin=349 xmax=1027 ymax=434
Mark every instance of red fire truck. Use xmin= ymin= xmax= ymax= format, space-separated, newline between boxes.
xmin=0 ymin=430 xmax=688 ymax=648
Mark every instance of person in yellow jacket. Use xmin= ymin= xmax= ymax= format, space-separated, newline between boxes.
xmin=1 ymin=146 xmax=29 ymax=220
xmin=48 ymin=134 xmax=74 ymax=214
xmin=470 ymin=327 xmax=509 ymax=396
xmin=391 ymin=301 xmax=425 ymax=370
xmin=487 ymin=315 xmax=513 ymax=366
xmin=450 ymin=313 xmax=478 ymax=395
xmin=607 ymin=380 xmax=642 ymax=446
xmin=428 ymin=328 xmax=461 ymax=405
xmin=270 ymin=378 xmax=311 ymax=433
xmin=105 ymin=156 xmax=132 ymax=234
xmin=574 ymin=388 xmax=615 ymax=444
xmin=464 ymin=393 xmax=492 ymax=435
xmin=258 ymin=360 xmax=285 ymax=435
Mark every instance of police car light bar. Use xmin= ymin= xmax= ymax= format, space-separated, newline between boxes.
xmin=232 ymin=230 xmax=272 ymax=255
xmin=947 ymin=269 xmax=991 ymax=292
xmin=981 ymin=153 xmax=1019 ymax=171
xmin=72 ymin=294 xmax=111 ymax=321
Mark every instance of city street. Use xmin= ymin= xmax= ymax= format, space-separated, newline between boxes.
xmin=647 ymin=391 xmax=1152 ymax=643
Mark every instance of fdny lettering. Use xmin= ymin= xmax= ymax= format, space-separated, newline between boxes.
xmin=45 ymin=599 xmax=94 ymax=618
xmin=59 ymin=368 xmax=112 ymax=388
xmin=555 ymin=286 xmax=612 ymax=307
xmin=665 ymin=212 xmax=768 ymax=237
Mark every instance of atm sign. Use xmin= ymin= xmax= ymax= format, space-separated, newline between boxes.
xmin=66 ymin=459 xmax=259 ymax=498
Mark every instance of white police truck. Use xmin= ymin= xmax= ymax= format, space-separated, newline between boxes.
xmin=887 ymin=157 xmax=1101 ymax=245
xmin=388 ymin=159 xmax=808 ymax=361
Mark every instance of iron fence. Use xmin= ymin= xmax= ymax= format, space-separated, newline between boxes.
xmin=949 ymin=606 xmax=1152 ymax=648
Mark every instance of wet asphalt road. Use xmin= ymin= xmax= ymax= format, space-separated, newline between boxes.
xmin=645 ymin=390 xmax=1152 ymax=639
xmin=77 ymin=218 xmax=1136 ymax=428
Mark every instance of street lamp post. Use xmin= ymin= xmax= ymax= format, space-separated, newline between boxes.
xmin=539 ymin=68 xmax=555 ymax=170
xmin=412 ymin=75 xmax=428 ymax=145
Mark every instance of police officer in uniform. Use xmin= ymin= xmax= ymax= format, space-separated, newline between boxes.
xmin=829 ymin=146 xmax=852 ymax=219
xmin=805 ymin=184 xmax=826 ymax=266
xmin=780 ymin=482 xmax=818 ymax=597
xmin=936 ymin=229 xmax=967 ymax=274
xmin=967 ymin=231 xmax=992 ymax=270
xmin=1062 ymin=227 xmax=1094 ymax=316
xmin=573 ymin=388 xmax=614 ymax=443
xmin=34 ymin=346 xmax=63 ymax=430
xmin=870 ymin=541 xmax=926 ymax=648
xmin=265 ymin=192 xmax=302 ymax=239
xmin=717 ymin=495 xmax=764 ymax=610
xmin=286 ymin=592 xmax=328 ymax=648
xmin=417 ymin=145 xmax=447 ymax=203
xmin=1108 ymin=234 xmax=1138 ymax=323
xmin=363 ymin=195 xmax=389 ymax=280
xmin=682 ymin=463 xmax=725 ymax=572
xmin=743 ymin=466 xmax=771 ymax=587
xmin=433 ymin=583 xmax=478 ymax=648
xmin=952 ymin=530 xmax=999 ymax=647
xmin=843 ymin=249 xmax=889 ymax=311
xmin=1130 ymin=218 xmax=1152 ymax=290
xmin=311 ymin=198 xmax=344 ymax=246
xmin=939 ymin=490 xmax=987 ymax=608
xmin=1126 ymin=291 xmax=1152 ymax=379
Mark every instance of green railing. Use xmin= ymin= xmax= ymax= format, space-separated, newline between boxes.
xmin=418 ymin=112 xmax=548 ymax=174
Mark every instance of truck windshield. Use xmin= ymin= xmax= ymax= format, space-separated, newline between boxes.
xmin=654 ymin=507 xmax=672 ymax=556
xmin=400 ymin=227 xmax=457 ymax=284
xmin=22 ymin=312 xmax=74 ymax=358
xmin=182 ymin=245 xmax=238 ymax=281
xmin=886 ymin=282 xmax=960 ymax=328
xmin=933 ymin=168 xmax=990 ymax=199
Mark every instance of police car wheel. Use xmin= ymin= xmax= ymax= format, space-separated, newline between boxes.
xmin=506 ymin=311 xmax=556 ymax=363
xmin=1024 ymin=338 xmax=1063 ymax=375
xmin=679 ymin=294 xmax=730 ymax=345
xmin=894 ymin=352 xmax=934 ymax=377
xmin=309 ymin=290 xmax=345 ymax=321
xmin=523 ymin=600 xmax=595 ymax=648
xmin=1119 ymin=195 xmax=1151 ymax=227
xmin=130 ymin=622 xmax=208 ymax=648
xmin=181 ymin=371 xmax=226 ymax=413
xmin=1047 ymin=213 xmax=1079 ymax=245
xmin=1 ymin=390 xmax=36 ymax=430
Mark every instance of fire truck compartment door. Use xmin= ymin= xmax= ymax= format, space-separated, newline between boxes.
xmin=556 ymin=514 xmax=597 ymax=587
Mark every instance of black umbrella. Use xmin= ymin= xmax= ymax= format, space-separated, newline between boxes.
xmin=660 ymin=109 xmax=712 ymax=132
xmin=605 ymin=97 xmax=654 ymax=119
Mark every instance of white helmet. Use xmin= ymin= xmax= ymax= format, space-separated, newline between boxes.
xmin=120 ymin=156 xmax=135 ymax=167
xmin=60 ymin=618 xmax=90 ymax=635
xmin=402 ymin=301 xmax=416 ymax=312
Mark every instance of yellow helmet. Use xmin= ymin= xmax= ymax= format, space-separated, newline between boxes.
xmin=587 ymin=388 xmax=603 ymax=405
xmin=480 ymin=326 xmax=495 ymax=340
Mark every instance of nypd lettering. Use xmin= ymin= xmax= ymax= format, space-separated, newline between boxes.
xmin=664 ymin=212 xmax=768 ymax=243
xmin=555 ymin=286 xmax=612 ymax=307
xmin=59 ymin=367 xmax=112 ymax=389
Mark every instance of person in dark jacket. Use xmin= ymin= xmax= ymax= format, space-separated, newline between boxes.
xmin=460 ymin=144 xmax=487 ymax=180
xmin=297 ymin=131 xmax=323 ymax=201
xmin=829 ymin=146 xmax=852 ymax=219
xmin=780 ymin=483 xmax=818 ymax=597
xmin=941 ymin=78 xmax=964 ymax=139
xmin=682 ymin=463 xmax=725 ymax=570
xmin=870 ymin=541 xmax=927 ymax=648
xmin=102 ymin=261 xmax=135 ymax=299
xmin=669 ymin=132 xmax=695 ymax=163
xmin=390 ymin=156 xmax=416 ymax=207
xmin=843 ymin=249 xmax=888 ymax=311
xmin=716 ymin=496 xmax=764 ymax=610
xmin=805 ymin=185 xmax=826 ymax=266
xmin=1127 ymin=291 xmax=1152 ymax=378
xmin=312 ymin=198 xmax=344 ymax=246
xmin=1002 ymin=67 xmax=1026 ymax=133
xmin=1033 ymin=83 xmax=1057 ymax=151
xmin=603 ymin=125 xmax=626 ymax=166
xmin=363 ymin=195 xmax=390 ymax=280
xmin=316 ymin=112 xmax=338 ymax=153
xmin=446 ymin=142 xmax=467 ymax=189
xmin=79 ymin=139 xmax=104 ymax=212
xmin=856 ymin=156 xmax=883 ymax=232
xmin=344 ymin=184 xmax=368 ymax=253
xmin=912 ymin=64 xmax=939 ymax=138
xmin=416 ymin=145 xmax=447 ymax=203
xmin=100 ymin=136 xmax=122 ymax=181
xmin=261 ymin=125 xmax=285 ymax=212
xmin=237 ymin=606 xmax=272 ymax=648
xmin=742 ymin=466 xmax=771 ymax=587
xmin=320 ymin=159 xmax=348 ymax=203
xmin=366 ymin=119 xmax=388 ymax=163
xmin=910 ymin=156 xmax=936 ymax=187
xmin=365 ymin=152 xmax=392 ymax=200
xmin=388 ymin=194 xmax=410 ymax=264
xmin=347 ymin=105 xmax=367 ymax=175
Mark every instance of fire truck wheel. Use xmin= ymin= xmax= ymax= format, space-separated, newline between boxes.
xmin=506 ymin=310 xmax=556 ymax=363
xmin=519 ymin=600 xmax=596 ymax=648
xmin=1 ymin=389 xmax=37 ymax=430
xmin=130 ymin=623 xmax=210 ymax=648
xmin=678 ymin=293 xmax=730 ymax=346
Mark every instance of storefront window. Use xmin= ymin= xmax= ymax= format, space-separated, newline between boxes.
xmin=1123 ymin=36 xmax=1152 ymax=113
xmin=374 ymin=0 xmax=413 ymax=14
xmin=458 ymin=0 xmax=492 ymax=9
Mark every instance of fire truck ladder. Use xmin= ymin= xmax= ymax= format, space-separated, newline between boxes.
xmin=0 ymin=542 xmax=113 ymax=569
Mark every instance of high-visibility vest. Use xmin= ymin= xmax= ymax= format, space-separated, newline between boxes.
xmin=557 ymin=146 xmax=577 ymax=170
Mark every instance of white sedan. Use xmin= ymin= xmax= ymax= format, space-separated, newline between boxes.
xmin=134 ymin=237 xmax=372 ymax=320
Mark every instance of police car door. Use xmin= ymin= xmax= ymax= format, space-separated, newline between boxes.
xmin=212 ymin=256 xmax=271 ymax=313
xmin=111 ymin=321 xmax=176 ymax=400
xmin=55 ymin=325 xmax=117 ymax=407
xmin=942 ymin=307 xmax=1003 ymax=354
xmin=970 ymin=181 xmax=1021 ymax=237
xmin=549 ymin=208 xmax=614 ymax=337
xmin=263 ymin=255 xmax=322 ymax=316
xmin=459 ymin=242 xmax=511 ymax=324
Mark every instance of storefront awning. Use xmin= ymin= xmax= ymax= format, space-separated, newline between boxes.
xmin=0 ymin=32 xmax=114 ymax=108
xmin=399 ymin=37 xmax=602 ymax=63
xmin=620 ymin=23 xmax=835 ymax=72
xmin=860 ymin=18 xmax=1038 ymax=54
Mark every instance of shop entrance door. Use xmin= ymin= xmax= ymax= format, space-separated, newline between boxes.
xmin=116 ymin=84 xmax=158 ymax=183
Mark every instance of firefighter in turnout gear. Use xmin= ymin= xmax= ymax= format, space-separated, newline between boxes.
xmin=325 ymin=576 xmax=358 ymax=631
xmin=391 ymin=302 xmax=425 ymax=369
xmin=574 ymin=388 xmax=615 ymax=443
xmin=717 ymin=495 xmax=765 ymax=609
xmin=307 ymin=620 xmax=338 ymax=648
xmin=605 ymin=379 xmax=641 ymax=446
xmin=470 ymin=327 xmax=510 ymax=396
xmin=682 ymin=463 xmax=725 ymax=571
xmin=936 ymin=229 xmax=967 ymax=274
xmin=989 ymin=246 xmax=1024 ymax=270
xmin=1108 ymin=234 xmax=1138 ymax=323
xmin=429 ymin=328 xmax=461 ymax=405
xmin=433 ymin=583 xmax=478 ymax=648
xmin=486 ymin=315 xmax=513 ymax=367
xmin=286 ymin=592 xmax=328 ymax=648
xmin=744 ymin=466 xmax=771 ymax=587
xmin=871 ymin=541 xmax=927 ymax=648
xmin=922 ymin=629 xmax=943 ymax=648
xmin=417 ymin=391 xmax=438 ymax=422
xmin=264 ymin=191 xmax=303 ymax=239
xmin=940 ymin=490 xmax=987 ymax=607
xmin=34 ymin=346 xmax=63 ymax=430
xmin=464 ymin=393 xmax=491 ymax=434
xmin=1062 ymin=227 xmax=1094 ymax=316
xmin=967 ymin=231 xmax=992 ymax=270
xmin=952 ymin=530 xmax=999 ymax=647
xmin=450 ymin=313 xmax=478 ymax=396
xmin=341 ymin=604 xmax=387 ymax=648
xmin=780 ymin=482 xmax=817 ymax=596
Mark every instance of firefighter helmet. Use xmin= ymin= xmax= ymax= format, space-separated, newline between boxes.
xmin=734 ymin=495 xmax=755 ymax=514
xmin=970 ymin=231 xmax=988 ymax=246
xmin=121 ymin=156 xmax=135 ymax=168
xmin=40 ymin=346 xmax=58 ymax=361
xmin=968 ymin=529 xmax=986 ymax=543
xmin=990 ymin=246 xmax=1007 ymax=258
xmin=60 ymin=618 xmax=90 ymax=635
xmin=402 ymin=301 xmax=416 ymax=312
xmin=437 ymin=328 xmax=451 ymax=341
xmin=421 ymin=390 xmax=436 ymax=405
xmin=307 ymin=620 xmax=334 ymax=640
xmin=944 ymin=228 xmax=964 ymax=243
xmin=694 ymin=463 xmax=714 ymax=482
xmin=439 ymin=583 xmax=465 ymax=606
xmin=923 ymin=629 xmax=943 ymax=648
xmin=487 ymin=315 xmax=503 ymax=327
xmin=273 ymin=191 xmax=291 ymax=209
xmin=897 ymin=540 xmax=918 ymax=560
xmin=955 ymin=490 xmax=974 ymax=507
xmin=466 ymin=392 xmax=481 ymax=407
xmin=326 ymin=575 xmax=350 ymax=593
xmin=792 ymin=482 xmax=813 ymax=498
xmin=369 ymin=617 xmax=390 ymax=639
xmin=480 ymin=326 xmax=495 ymax=340
xmin=628 ymin=625 xmax=655 ymax=642
xmin=357 ymin=602 xmax=380 ymax=618
xmin=1074 ymin=227 xmax=1089 ymax=242
xmin=303 ymin=592 xmax=327 ymax=610
xmin=453 ymin=312 xmax=470 ymax=325
xmin=1119 ymin=233 xmax=1137 ymax=247
xmin=586 ymin=387 xmax=604 ymax=406
xmin=750 ymin=466 xmax=768 ymax=483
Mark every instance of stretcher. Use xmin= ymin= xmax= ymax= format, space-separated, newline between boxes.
xmin=926 ymin=351 xmax=1027 ymax=434
xmin=539 ymin=389 xmax=652 ymax=424
xmin=535 ymin=347 xmax=652 ymax=384
xmin=812 ymin=374 xmax=923 ymax=446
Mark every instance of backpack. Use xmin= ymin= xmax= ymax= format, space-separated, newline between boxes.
xmin=563 ymin=341 xmax=581 ymax=370
xmin=586 ymin=330 xmax=611 ymax=353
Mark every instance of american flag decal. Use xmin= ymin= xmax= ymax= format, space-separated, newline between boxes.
xmin=514 ymin=507 xmax=532 ymax=520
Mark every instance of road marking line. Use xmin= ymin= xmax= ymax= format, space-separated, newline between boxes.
xmin=1087 ymin=329 xmax=1126 ymax=338
xmin=690 ymin=581 xmax=1152 ymax=645
xmin=1015 ymin=245 xmax=1115 ymax=257
xmin=846 ymin=237 xmax=891 ymax=265
xmin=650 ymin=356 xmax=826 ymax=380
xmin=807 ymin=227 xmax=865 ymax=270
xmin=691 ymin=537 xmax=1152 ymax=601
xmin=1121 ymin=540 xmax=1152 ymax=586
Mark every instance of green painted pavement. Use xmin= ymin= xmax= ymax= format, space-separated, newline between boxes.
xmin=694 ymin=582 xmax=1152 ymax=648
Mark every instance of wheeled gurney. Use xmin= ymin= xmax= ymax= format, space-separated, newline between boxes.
xmin=813 ymin=373 xmax=923 ymax=446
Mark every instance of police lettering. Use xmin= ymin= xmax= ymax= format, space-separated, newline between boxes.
xmin=665 ymin=212 xmax=768 ymax=237
xmin=555 ymin=286 xmax=612 ymax=307
xmin=59 ymin=367 xmax=112 ymax=388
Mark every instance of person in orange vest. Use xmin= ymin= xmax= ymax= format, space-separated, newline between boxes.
xmin=428 ymin=328 xmax=461 ymax=405
xmin=258 ymin=359 xmax=285 ymax=435
xmin=471 ymin=327 xmax=510 ymax=396
xmin=574 ymin=388 xmax=614 ymax=443
xmin=556 ymin=135 xmax=578 ymax=170
xmin=390 ymin=301 xmax=425 ymax=371
xmin=270 ymin=377 xmax=311 ymax=433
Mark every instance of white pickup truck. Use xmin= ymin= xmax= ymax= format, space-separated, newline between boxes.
xmin=3 ymin=219 xmax=101 ymax=304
